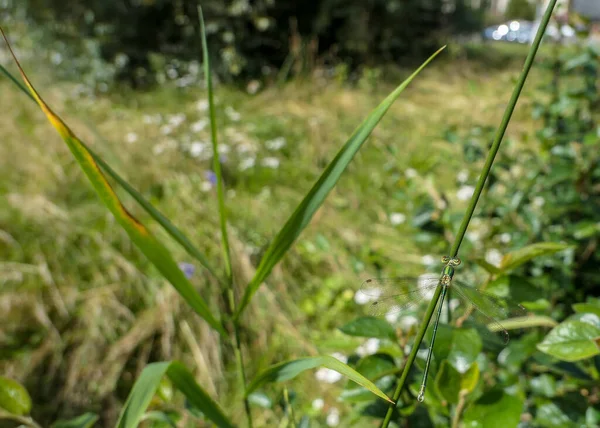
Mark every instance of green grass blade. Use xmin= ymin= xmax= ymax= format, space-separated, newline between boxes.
xmin=234 ymin=46 xmax=446 ymax=319
xmin=199 ymin=6 xmax=233 ymax=284
xmin=0 ymin=60 xmax=221 ymax=282
xmin=117 ymin=362 xmax=234 ymax=428
xmin=246 ymin=356 xmax=393 ymax=404
xmin=1 ymin=29 xmax=226 ymax=336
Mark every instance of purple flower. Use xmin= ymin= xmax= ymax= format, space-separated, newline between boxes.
xmin=179 ymin=262 xmax=195 ymax=279
xmin=205 ymin=170 xmax=217 ymax=185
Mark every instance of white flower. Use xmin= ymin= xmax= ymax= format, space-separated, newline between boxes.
xmin=153 ymin=144 xmax=164 ymax=155
xmin=386 ymin=310 xmax=401 ymax=324
xmin=168 ymin=113 xmax=186 ymax=127
xmin=200 ymin=181 xmax=212 ymax=192
xmin=457 ymin=185 xmax=475 ymax=201
xmin=190 ymin=142 xmax=210 ymax=158
xmin=330 ymin=352 xmax=348 ymax=364
xmin=125 ymin=132 xmax=138 ymax=144
xmin=261 ymin=157 xmax=280 ymax=169
xmin=315 ymin=368 xmax=342 ymax=384
xmin=533 ymin=196 xmax=545 ymax=207
xmin=457 ymin=169 xmax=469 ymax=183
xmin=355 ymin=338 xmax=381 ymax=357
xmin=225 ymin=106 xmax=241 ymax=121
xmin=421 ymin=255 xmax=436 ymax=266
xmin=485 ymin=248 xmax=503 ymax=266
xmin=265 ymin=137 xmax=286 ymax=150
xmin=326 ymin=408 xmax=340 ymax=427
xmin=399 ymin=315 xmax=418 ymax=330
xmin=499 ymin=233 xmax=511 ymax=243
xmin=405 ymin=168 xmax=418 ymax=179
xmin=354 ymin=283 xmax=381 ymax=305
xmin=190 ymin=119 xmax=208 ymax=133
xmin=239 ymin=157 xmax=256 ymax=171
xmin=389 ymin=212 xmax=406 ymax=226
xmin=143 ymin=115 xmax=154 ymax=124
xmin=247 ymin=80 xmax=261 ymax=94
xmin=312 ymin=398 xmax=324 ymax=411
xmin=449 ymin=298 xmax=461 ymax=311
xmin=160 ymin=124 xmax=173 ymax=135
xmin=196 ymin=99 xmax=209 ymax=111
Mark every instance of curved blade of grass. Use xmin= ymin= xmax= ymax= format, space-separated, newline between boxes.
xmin=198 ymin=6 xmax=232 ymax=285
xmin=0 ymin=62 xmax=221 ymax=283
xmin=1 ymin=29 xmax=225 ymax=336
xmin=234 ymin=46 xmax=445 ymax=319
xmin=117 ymin=361 xmax=234 ymax=428
xmin=246 ymin=356 xmax=394 ymax=404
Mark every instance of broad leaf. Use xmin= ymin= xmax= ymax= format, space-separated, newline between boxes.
xmin=51 ymin=413 xmax=99 ymax=428
xmin=234 ymin=46 xmax=446 ymax=319
xmin=0 ymin=377 xmax=31 ymax=416
xmin=573 ymin=298 xmax=600 ymax=318
xmin=0 ymin=31 xmax=225 ymax=336
xmin=341 ymin=354 xmax=398 ymax=403
xmin=435 ymin=360 xmax=479 ymax=404
xmin=116 ymin=361 xmax=234 ymax=428
xmin=537 ymin=320 xmax=600 ymax=361
xmin=463 ymin=389 xmax=523 ymax=428
xmin=246 ymin=356 xmax=394 ymax=403
xmin=433 ymin=326 xmax=482 ymax=372
xmin=339 ymin=317 xmax=396 ymax=339
xmin=499 ymin=242 xmax=569 ymax=272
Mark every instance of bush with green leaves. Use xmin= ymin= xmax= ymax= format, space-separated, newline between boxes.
xmin=6 ymin=0 xmax=488 ymax=87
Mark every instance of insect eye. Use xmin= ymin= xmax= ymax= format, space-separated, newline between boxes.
xmin=441 ymin=255 xmax=451 ymax=263
xmin=450 ymin=257 xmax=461 ymax=266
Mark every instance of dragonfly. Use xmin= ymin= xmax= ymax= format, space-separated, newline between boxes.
xmin=357 ymin=256 xmax=527 ymax=402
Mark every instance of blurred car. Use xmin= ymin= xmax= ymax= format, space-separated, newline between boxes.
xmin=483 ymin=20 xmax=577 ymax=44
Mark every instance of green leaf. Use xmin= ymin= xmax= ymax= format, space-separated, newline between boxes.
xmin=433 ymin=326 xmax=482 ymax=372
xmin=234 ymin=46 xmax=445 ymax=319
xmin=247 ymin=392 xmax=272 ymax=409
xmin=0 ymin=32 xmax=225 ymax=336
xmin=535 ymin=402 xmax=575 ymax=428
xmin=339 ymin=317 xmax=396 ymax=339
xmin=473 ymin=258 xmax=502 ymax=275
xmin=0 ymin=377 xmax=31 ymax=416
xmin=499 ymin=242 xmax=569 ymax=272
xmin=530 ymin=374 xmax=556 ymax=398
xmin=198 ymin=6 xmax=232 ymax=283
xmin=341 ymin=354 xmax=398 ymax=403
xmin=116 ymin=361 xmax=234 ymax=428
xmin=246 ymin=355 xmax=394 ymax=403
xmin=573 ymin=301 xmax=600 ymax=318
xmin=537 ymin=320 xmax=600 ymax=362
xmin=51 ymin=413 xmax=99 ymax=428
xmin=435 ymin=360 xmax=479 ymax=404
xmin=1 ymin=41 xmax=221 ymax=285
xmin=463 ymin=389 xmax=523 ymax=428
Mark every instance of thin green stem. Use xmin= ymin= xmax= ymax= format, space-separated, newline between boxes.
xmin=380 ymin=1 xmax=558 ymax=427
xmin=198 ymin=6 xmax=251 ymax=426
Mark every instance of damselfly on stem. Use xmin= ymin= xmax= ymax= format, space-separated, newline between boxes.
xmin=357 ymin=256 xmax=527 ymax=402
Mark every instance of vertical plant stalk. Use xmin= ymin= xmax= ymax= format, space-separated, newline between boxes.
xmin=198 ymin=6 xmax=253 ymax=427
xmin=380 ymin=1 xmax=558 ymax=427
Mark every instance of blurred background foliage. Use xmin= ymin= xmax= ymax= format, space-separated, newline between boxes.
xmin=1 ymin=0 xmax=600 ymax=427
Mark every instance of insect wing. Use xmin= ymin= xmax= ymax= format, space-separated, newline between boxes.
xmin=358 ymin=277 xmax=439 ymax=317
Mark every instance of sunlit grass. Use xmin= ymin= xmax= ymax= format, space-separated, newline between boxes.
xmin=0 ymin=48 xmax=549 ymax=424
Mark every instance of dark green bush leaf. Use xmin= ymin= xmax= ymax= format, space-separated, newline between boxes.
xmin=435 ymin=360 xmax=479 ymax=404
xmin=535 ymin=402 xmax=575 ymax=428
xmin=339 ymin=317 xmax=396 ymax=339
xmin=246 ymin=356 xmax=393 ymax=403
xmin=463 ymin=389 xmax=523 ymax=428
xmin=433 ymin=326 xmax=482 ymax=371
xmin=537 ymin=320 xmax=600 ymax=362
xmin=499 ymin=242 xmax=569 ymax=273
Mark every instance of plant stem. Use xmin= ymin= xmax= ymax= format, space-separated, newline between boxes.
xmin=199 ymin=6 xmax=252 ymax=426
xmin=380 ymin=1 xmax=558 ymax=427
xmin=452 ymin=390 xmax=468 ymax=428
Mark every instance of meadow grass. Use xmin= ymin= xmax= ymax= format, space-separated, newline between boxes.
xmin=0 ymin=46 xmax=548 ymax=425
